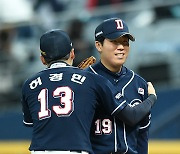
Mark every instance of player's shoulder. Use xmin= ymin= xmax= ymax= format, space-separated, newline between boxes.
xmin=127 ymin=68 xmax=147 ymax=84
xmin=85 ymin=64 xmax=96 ymax=73
xmin=22 ymin=69 xmax=45 ymax=87
xmin=81 ymin=69 xmax=111 ymax=90
xmin=134 ymin=72 xmax=147 ymax=83
xmin=123 ymin=67 xmax=148 ymax=90
xmin=83 ymin=67 xmax=108 ymax=82
xmin=85 ymin=61 xmax=104 ymax=75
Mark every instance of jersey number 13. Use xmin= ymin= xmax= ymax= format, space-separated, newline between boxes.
xmin=38 ymin=86 xmax=74 ymax=120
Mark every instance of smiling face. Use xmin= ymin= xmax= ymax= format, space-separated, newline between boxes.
xmin=95 ymin=35 xmax=130 ymax=72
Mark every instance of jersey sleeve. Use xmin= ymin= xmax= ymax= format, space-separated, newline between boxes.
xmin=21 ymin=82 xmax=33 ymax=127
xmin=137 ymin=81 xmax=150 ymax=154
xmin=139 ymin=113 xmax=151 ymax=131
xmin=95 ymin=75 xmax=127 ymax=115
xmin=138 ymin=80 xmax=151 ymax=131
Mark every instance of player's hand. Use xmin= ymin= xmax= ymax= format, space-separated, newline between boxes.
xmin=147 ymin=82 xmax=157 ymax=98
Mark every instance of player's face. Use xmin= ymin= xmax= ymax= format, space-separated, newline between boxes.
xmin=97 ymin=36 xmax=130 ymax=72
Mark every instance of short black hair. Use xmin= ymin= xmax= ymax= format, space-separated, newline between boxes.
xmin=43 ymin=53 xmax=70 ymax=64
xmin=96 ymin=36 xmax=105 ymax=45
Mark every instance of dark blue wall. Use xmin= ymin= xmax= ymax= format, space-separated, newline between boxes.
xmin=0 ymin=111 xmax=32 ymax=140
xmin=150 ymin=87 xmax=180 ymax=138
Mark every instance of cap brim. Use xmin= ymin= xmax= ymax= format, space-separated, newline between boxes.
xmin=105 ymin=32 xmax=135 ymax=42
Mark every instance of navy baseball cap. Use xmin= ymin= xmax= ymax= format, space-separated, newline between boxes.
xmin=95 ymin=18 xmax=135 ymax=41
xmin=40 ymin=29 xmax=73 ymax=60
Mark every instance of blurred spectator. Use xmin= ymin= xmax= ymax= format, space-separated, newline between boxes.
xmin=33 ymin=0 xmax=66 ymax=13
xmin=0 ymin=28 xmax=21 ymax=106
xmin=67 ymin=19 xmax=94 ymax=67
xmin=33 ymin=0 xmax=68 ymax=29
xmin=0 ymin=0 xmax=34 ymax=109
xmin=87 ymin=0 xmax=135 ymax=10
xmin=0 ymin=26 xmax=39 ymax=109
xmin=153 ymin=4 xmax=180 ymax=22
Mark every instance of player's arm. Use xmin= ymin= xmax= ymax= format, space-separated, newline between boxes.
xmin=21 ymin=85 xmax=33 ymax=127
xmin=137 ymin=82 xmax=150 ymax=154
xmin=98 ymin=77 xmax=157 ymax=126
xmin=21 ymin=98 xmax=33 ymax=127
xmin=114 ymin=82 xmax=157 ymax=126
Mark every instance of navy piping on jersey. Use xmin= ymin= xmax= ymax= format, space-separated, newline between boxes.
xmin=89 ymin=66 xmax=137 ymax=154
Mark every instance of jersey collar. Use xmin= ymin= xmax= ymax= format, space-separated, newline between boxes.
xmin=98 ymin=61 xmax=127 ymax=77
xmin=49 ymin=61 xmax=70 ymax=69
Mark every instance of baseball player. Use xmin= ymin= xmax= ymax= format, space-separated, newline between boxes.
xmin=87 ymin=18 xmax=153 ymax=154
xmin=21 ymin=29 xmax=157 ymax=154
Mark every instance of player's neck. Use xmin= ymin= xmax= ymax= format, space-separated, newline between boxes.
xmin=101 ymin=61 xmax=122 ymax=73
xmin=108 ymin=66 xmax=122 ymax=73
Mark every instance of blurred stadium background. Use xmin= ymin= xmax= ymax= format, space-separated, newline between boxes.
xmin=0 ymin=0 xmax=180 ymax=153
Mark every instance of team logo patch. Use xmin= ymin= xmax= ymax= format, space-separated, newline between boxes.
xmin=115 ymin=92 xmax=122 ymax=99
xmin=138 ymin=88 xmax=144 ymax=95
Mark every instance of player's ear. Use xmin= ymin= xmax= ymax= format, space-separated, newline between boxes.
xmin=95 ymin=41 xmax=102 ymax=53
xmin=70 ymin=48 xmax=75 ymax=60
xmin=40 ymin=55 xmax=47 ymax=65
